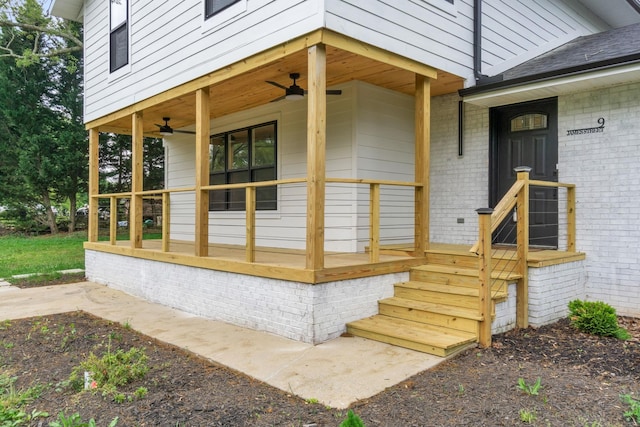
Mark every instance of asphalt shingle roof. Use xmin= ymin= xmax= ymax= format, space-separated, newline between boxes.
xmin=501 ymin=22 xmax=640 ymax=81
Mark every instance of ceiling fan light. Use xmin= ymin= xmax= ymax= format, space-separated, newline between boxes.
xmin=285 ymin=85 xmax=305 ymax=101
xmin=159 ymin=117 xmax=173 ymax=135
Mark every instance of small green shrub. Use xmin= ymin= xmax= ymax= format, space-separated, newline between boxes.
xmin=621 ymin=394 xmax=640 ymax=423
xmin=519 ymin=408 xmax=536 ymax=423
xmin=69 ymin=340 xmax=148 ymax=400
xmin=340 ymin=410 xmax=366 ymax=427
xmin=567 ymin=300 xmax=629 ymax=339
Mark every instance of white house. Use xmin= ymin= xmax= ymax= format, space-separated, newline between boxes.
xmin=51 ymin=0 xmax=640 ymax=356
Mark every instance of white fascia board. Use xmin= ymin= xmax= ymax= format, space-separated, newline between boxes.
xmin=463 ymin=62 xmax=640 ymax=107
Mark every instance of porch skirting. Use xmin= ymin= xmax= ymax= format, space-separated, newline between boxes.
xmin=85 ymin=250 xmax=407 ymax=344
xmin=492 ymin=259 xmax=587 ymax=334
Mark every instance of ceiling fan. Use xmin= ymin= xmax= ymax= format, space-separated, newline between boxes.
xmin=265 ymin=73 xmax=342 ymax=102
xmin=155 ymin=117 xmax=196 ymax=135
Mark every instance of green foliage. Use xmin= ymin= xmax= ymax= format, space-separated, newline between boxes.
xmin=69 ymin=341 xmax=149 ymax=401
xmin=0 ymin=0 xmax=86 ymax=234
xmin=568 ymin=300 xmax=629 ymax=339
xmin=621 ymin=394 xmax=640 ymax=423
xmin=339 ymin=410 xmax=366 ymax=427
xmin=519 ymin=408 xmax=536 ymax=423
xmin=0 ymin=373 xmax=47 ymax=426
xmin=517 ymin=377 xmax=542 ymax=396
xmin=49 ymin=411 xmax=119 ymax=427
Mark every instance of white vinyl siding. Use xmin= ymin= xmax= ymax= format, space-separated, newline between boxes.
xmin=83 ymin=0 xmax=323 ymax=122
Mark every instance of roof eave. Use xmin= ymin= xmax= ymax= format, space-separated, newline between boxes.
xmin=50 ymin=0 xmax=84 ymax=23
xmin=460 ymin=53 xmax=640 ymax=98
xmin=461 ymin=59 xmax=640 ymax=108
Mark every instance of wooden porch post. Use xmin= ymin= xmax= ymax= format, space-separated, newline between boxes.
xmin=515 ymin=166 xmax=531 ymax=328
xmin=88 ymin=128 xmax=100 ymax=243
xmin=306 ymin=44 xmax=327 ymax=270
xmin=195 ymin=87 xmax=210 ymax=257
xmin=130 ymin=112 xmax=144 ymax=249
xmin=414 ymin=74 xmax=431 ymax=255
xmin=477 ymin=207 xmax=494 ymax=347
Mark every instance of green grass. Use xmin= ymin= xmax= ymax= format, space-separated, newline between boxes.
xmin=0 ymin=232 xmax=87 ymax=278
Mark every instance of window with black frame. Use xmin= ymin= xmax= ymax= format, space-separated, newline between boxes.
xmin=110 ymin=0 xmax=128 ymax=72
xmin=209 ymin=122 xmax=277 ymax=211
xmin=205 ymin=0 xmax=240 ymax=19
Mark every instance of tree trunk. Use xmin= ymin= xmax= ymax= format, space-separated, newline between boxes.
xmin=68 ymin=192 xmax=77 ymax=233
xmin=41 ymin=191 xmax=58 ymax=234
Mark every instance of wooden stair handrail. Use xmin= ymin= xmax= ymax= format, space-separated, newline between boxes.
xmin=470 ymin=180 xmax=524 ymax=253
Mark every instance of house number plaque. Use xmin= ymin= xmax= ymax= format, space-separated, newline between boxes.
xmin=566 ymin=118 xmax=605 ymax=136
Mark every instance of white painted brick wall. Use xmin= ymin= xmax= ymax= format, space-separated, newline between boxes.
xmin=86 ymin=250 xmax=404 ymax=344
xmin=528 ymin=261 xmax=587 ymax=325
xmin=430 ymin=94 xmax=489 ymax=245
xmin=558 ymin=82 xmax=640 ymax=317
xmin=492 ymin=283 xmax=517 ymax=334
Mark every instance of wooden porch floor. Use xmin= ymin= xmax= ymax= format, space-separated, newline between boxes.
xmin=85 ymin=239 xmax=425 ymax=284
xmin=380 ymin=242 xmax=585 ymax=267
xmin=84 ymin=240 xmax=584 ymax=284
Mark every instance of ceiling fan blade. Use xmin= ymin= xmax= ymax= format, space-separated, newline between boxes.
xmin=265 ymin=80 xmax=288 ymax=90
xmin=326 ymin=89 xmax=342 ymax=95
xmin=174 ymin=130 xmax=196 ymax=134
xmin=270 ymin=95 xmax=286 ymax=102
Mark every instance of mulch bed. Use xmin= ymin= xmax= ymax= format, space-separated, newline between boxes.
xmin=1 ymin=311 xmax=638 ymax=426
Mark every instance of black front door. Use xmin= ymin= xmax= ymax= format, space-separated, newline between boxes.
xmin=490 ymin=98 xmax=558 ymax=248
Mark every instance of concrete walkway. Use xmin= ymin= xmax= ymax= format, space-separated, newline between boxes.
xmin=0 ymin=281 xmax=445 ymax=409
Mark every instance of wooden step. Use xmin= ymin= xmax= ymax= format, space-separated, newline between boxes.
xmin=410 ymin=264 xmax=520 ymax=289
xmin=394 ymin=281 xmax=508 ymax=308
xmin=424 ymin=245 xmax=520 ymax=271
xmin=346 ymin=315 xmax=477 ymax=357
xmin=379 ymin=297 xmax=480 ymax=333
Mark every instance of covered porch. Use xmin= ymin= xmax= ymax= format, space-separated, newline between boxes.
xmin=85 ymin=29 xmax=464 ymax=284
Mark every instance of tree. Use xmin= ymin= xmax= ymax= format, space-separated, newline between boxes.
xmin=0 ymin=0 xmax=85 ymax=233
xmin=0 ymin=0 xmax=83 ymax=64
xmin=99 ymin=133 xmax=164 ymax=194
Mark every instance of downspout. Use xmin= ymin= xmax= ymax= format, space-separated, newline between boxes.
xmin=473 ymin=0 xmax=483 ymax=82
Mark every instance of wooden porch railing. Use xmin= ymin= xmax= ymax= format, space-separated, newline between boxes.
xmin=473 ymin=166 xmax=576 ymax=347
xmin=89 ymin=177 xmax=423 ymax=268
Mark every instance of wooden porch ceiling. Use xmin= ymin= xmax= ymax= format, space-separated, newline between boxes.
xmin=95 ymin=39 xmax=464 ymax=136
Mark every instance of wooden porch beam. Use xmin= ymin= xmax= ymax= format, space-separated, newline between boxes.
xmin=85 ymin=31 xmax=324 ymax=131
xmin=130 ymin=112 xmax=144 ymax=249
xmin=414 ymin=74 xmax=431 ymax=254
xmin=306 ymin=44 xmax=327 ymax=270
xmin=88 ymin=128 xmax=99 ymax=242
xmin=195 ymin=87 xmax=210 ymax=257
xmin=321 ymin=30 xmax=438 ymax=80
xmin=85 ymin=29 xmax=438 ymax=132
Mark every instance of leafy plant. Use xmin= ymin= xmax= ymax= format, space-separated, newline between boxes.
xmin=69 ymin=339 xmax=148 ymax=401
xmin=621 ymin=394 xmax=640 ymax=423
xmin=0 ymin=373 xmax=47 ymax=426
xmin=517 ymin=377 xmax=542 ymax=396
xmin=49 ymin=411 xmax=119 ymax=427
xmin=568 ymin=300 xmax=630 ymax=339
xmin=519 ymin=408 xmax=536 ymax=423
xmin=340 ymin=410 xmax=366 ymax=427
xmin=133 ymin=387 xmax=148 ymax=400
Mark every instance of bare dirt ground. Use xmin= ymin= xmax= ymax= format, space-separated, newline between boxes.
xmin=1 ymin=291 xmax=639 ymax=426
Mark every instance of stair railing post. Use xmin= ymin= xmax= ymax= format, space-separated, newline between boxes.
xmin=515 ymin=166 xmax=531 ymax=328
xmin=476 ymin=207 xmax=494 ymax=348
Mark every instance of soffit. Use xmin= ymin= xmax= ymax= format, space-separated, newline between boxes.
xmin=97 ymin=45 xmax=463 ymax=135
